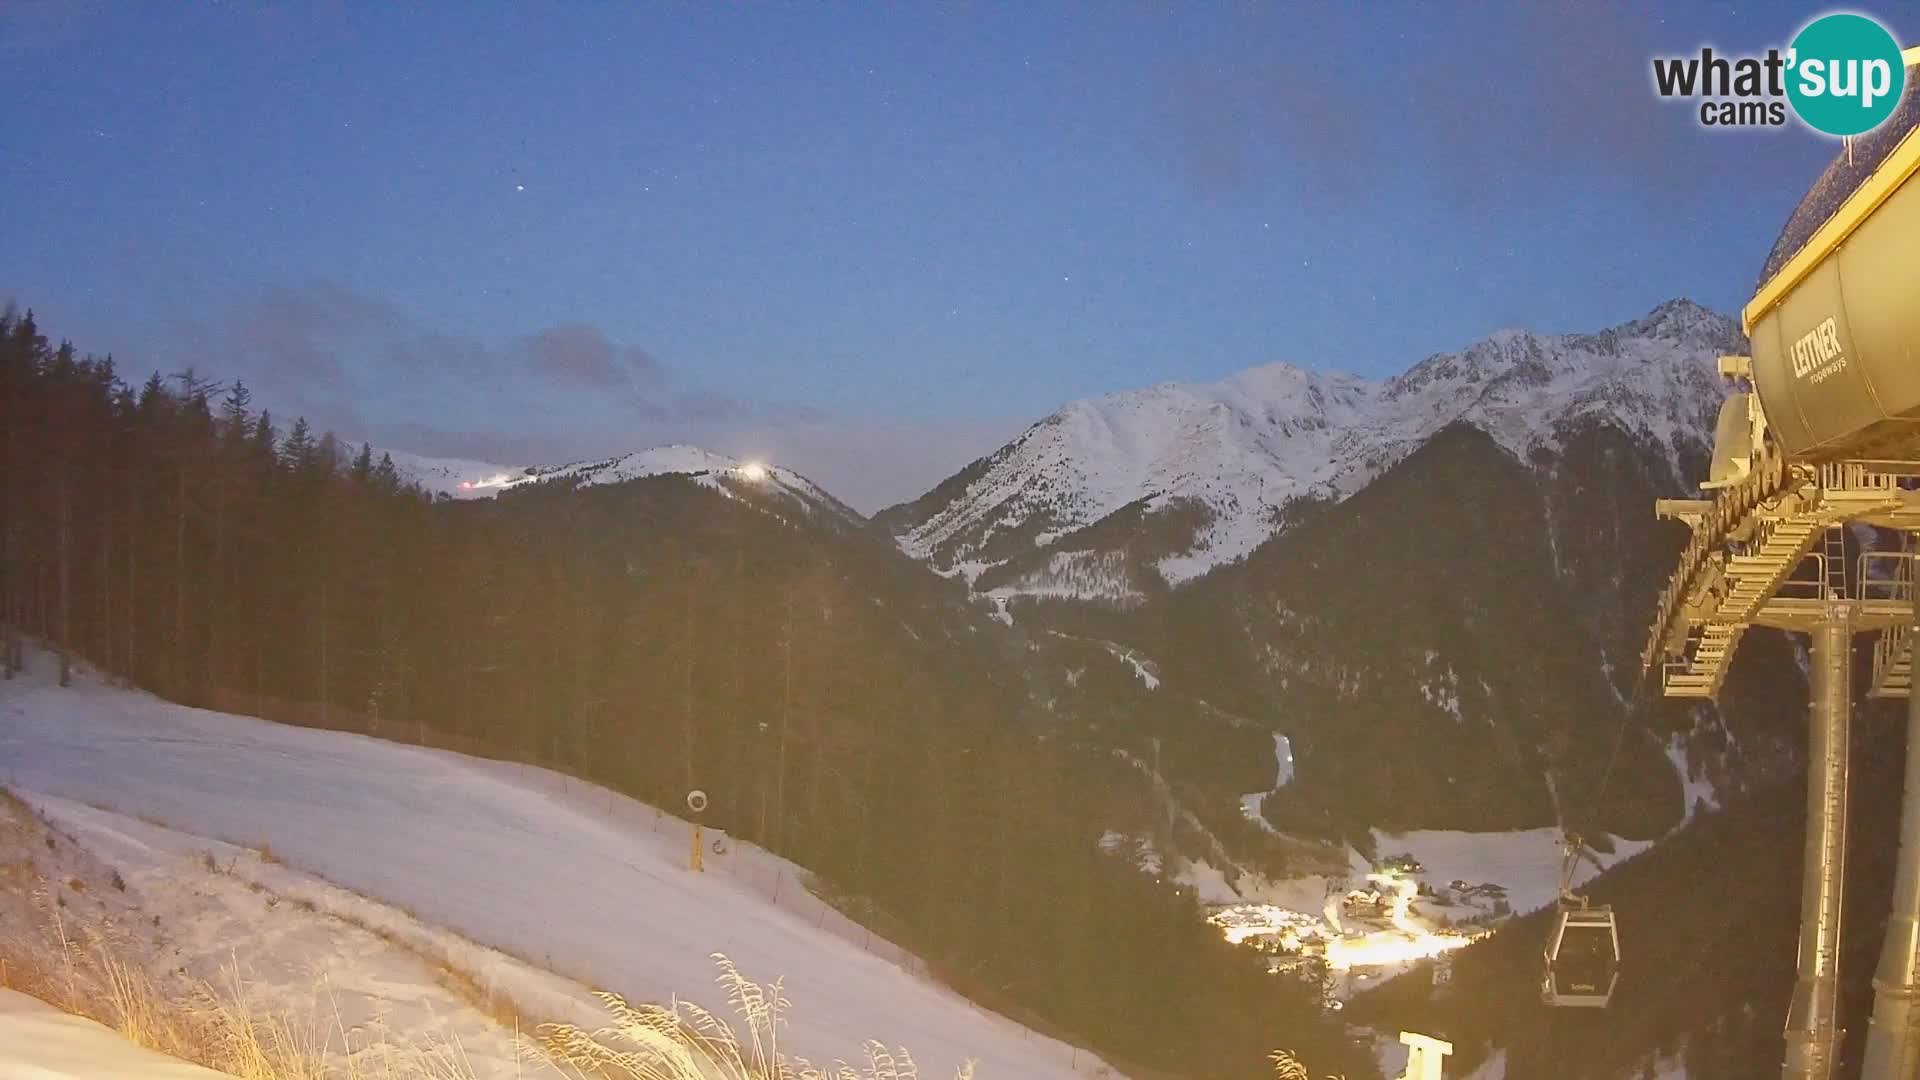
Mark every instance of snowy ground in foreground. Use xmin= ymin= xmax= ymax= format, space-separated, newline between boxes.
xmin=0 ymin=988 xmax=229 ymax=1079
xmin=0 ymin=652 xmax=1110 ymax=1079
xmin=2 ymin=787 xmax=557 ymax=1075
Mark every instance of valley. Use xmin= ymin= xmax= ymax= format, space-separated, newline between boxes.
xmin=12 ymin=9 xmax=1916 ymax=1077
xmin=0 ymin=295 xmax=1839 ymax=1077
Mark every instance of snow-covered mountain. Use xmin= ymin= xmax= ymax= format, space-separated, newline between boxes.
xmin=883 ymin=299 xmax=1741 ymax=599
xmin=386 ymin=444 xmax=860 ymax=524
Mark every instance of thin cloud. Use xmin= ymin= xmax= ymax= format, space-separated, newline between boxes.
xmin=521 ymin=323 xmax=663 ymax=390
xmin=195 ymin=278 xmax=817 ymax=472
xmin=229 ymin=280 xmax=406 ymax=387
xmin=1154 ymin=2 xmax=1806 ymax=210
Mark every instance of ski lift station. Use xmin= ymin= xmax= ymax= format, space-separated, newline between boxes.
xmin=1641 ymin=45 xmax=1920 ymax=1080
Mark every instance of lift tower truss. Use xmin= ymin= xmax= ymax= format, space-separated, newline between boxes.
xmin=1643 ymin=53 xmax=1920 ymax=1079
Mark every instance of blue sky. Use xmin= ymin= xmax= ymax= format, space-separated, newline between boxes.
xmin=0 ymin=3 xmax=1885 ymax=509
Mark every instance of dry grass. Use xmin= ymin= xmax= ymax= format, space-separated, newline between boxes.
xmin=0 ymin=785 xmax=30 ymax=816
xmin=0 ymin=887 xmax=482 ymax=1079
xmin=3 ymin=933 xmax=988 ymax=1080
xmin=1269 ymin=1050 xmax=1343 ymax=1080
xmin=538 ymin=953 xmax=976 ymax=1080
xmin=0 ymin=784 xmax=992 ymax=1080
xmin=3 ymin=877 xmax=983 ymax=1080
xmin=0 ymin=902 xmax=484 ymax=1079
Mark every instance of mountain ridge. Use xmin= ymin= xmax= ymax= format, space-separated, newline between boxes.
xmin=384 ymin=443 xmax=862 ymax=525
xmin=881 ymin=298 xmax=1742 ymax=600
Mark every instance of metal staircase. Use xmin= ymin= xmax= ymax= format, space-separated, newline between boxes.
xmin=1651 ymin=453 xmax=1915 ymax=700
xmin=1871 ymin=626 xmax=1912 ymax=699
xmin=1869 ymin=534 xmax=1917 ymax=699
xmin=1722 ymin=518 xmax=1827 ymax=616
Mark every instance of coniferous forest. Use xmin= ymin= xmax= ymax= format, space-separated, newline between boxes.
xmin=0 ymin=307 xmax=1368 ymax=1078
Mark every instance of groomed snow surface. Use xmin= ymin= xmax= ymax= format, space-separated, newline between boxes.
xmin=0 ymin=988 xmax=229 ymax=1079
xmin=0 ymin=651 xmax=1115 ymax=1078
xmin=1 ymin=786 xmax=570 ymax=1076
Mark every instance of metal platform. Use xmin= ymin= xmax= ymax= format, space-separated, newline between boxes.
xmin=1647 ymin=460 xmax=1917 ymax=698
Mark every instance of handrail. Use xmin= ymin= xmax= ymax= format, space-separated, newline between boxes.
xmin=1642 ymin=439 xmax=1795 ymax=673
xmin=1860 ymin=551 xmax=1917 ymax=602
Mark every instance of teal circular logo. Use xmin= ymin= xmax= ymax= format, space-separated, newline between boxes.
xmin=1787 ymin=13 xmax=1907 ymax=136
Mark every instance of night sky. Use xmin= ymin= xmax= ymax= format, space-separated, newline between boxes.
xmin=1 ymin=3 xmax=1884 ymax=510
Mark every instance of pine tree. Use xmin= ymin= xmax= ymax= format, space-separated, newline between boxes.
xmin=219 ymin=381 xmax=253 ymax=444
xmin=251 ymin=410 xmax=275 ymax=460
xmin=316 ymin=431 xmax=342 ymax=478
xmin=2 ymin=312 xmax=51 ymax=675
xmin=49 ymin=342 xmax=78 ymax=686
xmin=0 ymin=310 xmax=1370 ymax=1077
xmin=169 ymin=369 xmax=215 ymax=701
xmin=372 ymin=452 xmax=400 ymax=494
xmin=281 ymin=417 xmax=315 ymax=474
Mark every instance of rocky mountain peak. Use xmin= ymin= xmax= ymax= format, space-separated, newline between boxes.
xmin=886 ymin=300 xmax=1740 ymax=598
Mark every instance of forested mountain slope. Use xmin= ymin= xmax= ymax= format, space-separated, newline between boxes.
xmin=0 ymin=308 xmax=1367 ymax=1079
xmin=1352 ymin=657 xmax=1897 ymax=1078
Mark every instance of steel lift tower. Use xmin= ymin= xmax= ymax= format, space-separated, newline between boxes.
xmin=1644 ymin=50 xmax=1920 ymax=1080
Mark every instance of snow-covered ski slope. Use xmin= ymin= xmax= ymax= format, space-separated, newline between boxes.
xmin=0 ymin=656 xmax=1115 ymax=1079
xmin=383 ymin=444 xmax=859 ymax=524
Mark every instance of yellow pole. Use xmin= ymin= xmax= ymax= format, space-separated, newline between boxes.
xmin=691 ymin=824 xmax=704 ymax=872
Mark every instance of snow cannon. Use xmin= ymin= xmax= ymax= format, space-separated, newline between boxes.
xmin=1745 ymin=50 xmax=1920 ymax=464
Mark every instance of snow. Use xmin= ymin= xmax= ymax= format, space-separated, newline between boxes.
xmin=1460 ymin=1048 xmax=1507 ymax=1079
xmin=987 ymin=595 xmax=1014 ymax=626
xmin=1646 ymin=1051 xmax=1689 ymax=1079
xmin=1421 ymin=665 xmax=1464 ymax=723
xmin=1238 ymin=733 xmax=1294 ymax=833
xmin=1368 ymin=827 xmax=1655 ymax=916
xmin=1045 ymin=631 xmax=1161 ymax=690
xmin=385 ymin=443 xmax=858 ymax=523
xmin=1097 ymin=830 xmax=1165 ymax=876
xmin=1668 ymin=735 xmax=1719 ymax=824
xmin=894 ymin=300 xmax=1734 ymax=593
xmin=983 ymin=549 xmax=1145 ymax=607
xmin=1172 ymin=857 xmax=1242 ymax=905
xmin=1372 ymin=1031 xmax=1411 ymax=1080
xmin=0 ymin=988 xmax=229 ymax=1079
xmin=377 ymin=449 xmax=535 ymax=499
xmin=4 ymin=792 xmax=554 ymax=1075
xmin=0 ymin=654 xmax=1115 ymax=1079
xmin=1110 ymin=646 xmax=1160 ymax=690
xmin=1238 ymin=792 xmax=1273 ymax=832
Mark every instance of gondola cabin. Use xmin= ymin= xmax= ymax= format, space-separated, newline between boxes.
xmin=1543 ymin=903 xmax=1619 ymax=1008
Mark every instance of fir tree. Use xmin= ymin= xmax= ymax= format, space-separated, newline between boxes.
xmin=281 ymin=417 xmax=315 ymax=473
xmin=219 ymin=380 xmax=253 ymax=444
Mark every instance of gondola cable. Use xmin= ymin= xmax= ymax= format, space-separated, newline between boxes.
xmin=1540 ymin=664 xmax=1648 ymax=1007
